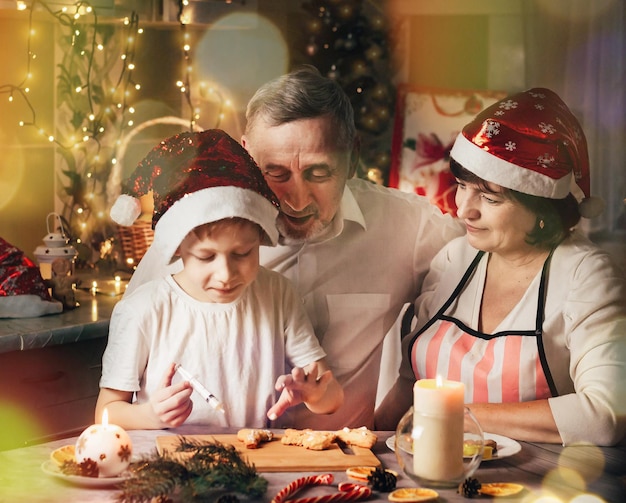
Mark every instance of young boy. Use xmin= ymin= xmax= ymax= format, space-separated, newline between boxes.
xmin=97 ymin=129 xmax=343 ymax=430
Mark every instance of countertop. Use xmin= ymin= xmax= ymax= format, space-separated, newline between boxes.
xmin=0 ymin=287 xmax=120 ymax=354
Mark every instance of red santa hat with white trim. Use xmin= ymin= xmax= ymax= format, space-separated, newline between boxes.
xmin=110 ymin=129 xmax=280 ymax=264
xmin=449 ymin=87 xmax=604 ymax=218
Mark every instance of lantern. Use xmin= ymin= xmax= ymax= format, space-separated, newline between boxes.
xmin=33 ymin=213 xmax=78 ymax=280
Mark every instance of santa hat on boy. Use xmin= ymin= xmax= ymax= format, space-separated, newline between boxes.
xmin=449 ymin=88 xmax=604 ymax=218
xmin=110 ymin=129 xmax=280 ymax=264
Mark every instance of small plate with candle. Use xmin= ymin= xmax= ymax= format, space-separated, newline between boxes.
xmin=42 ymin=408 xmax=133 ymax=487
xmin=41 ymin=458 xmax=129 ymax=488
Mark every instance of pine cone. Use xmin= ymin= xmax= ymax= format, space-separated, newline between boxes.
xmin=216 ymin=495 xmax=240 ymax=503
xmin=458 ymin=477 xmax=482 ymax=498
xmin=60 ymin=458 xmax=99 ymax=478
xmin=367 ymin=466 xmax=397 ymax=492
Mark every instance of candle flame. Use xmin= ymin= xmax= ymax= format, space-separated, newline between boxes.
xmin=435 ymin=374 xmax=443 ymax=387
xmin=101 ymin=408 xmax=109 ymax=426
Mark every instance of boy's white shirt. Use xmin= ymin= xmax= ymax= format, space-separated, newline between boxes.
xmin=100 ymin=267 xmax=325 ymax=428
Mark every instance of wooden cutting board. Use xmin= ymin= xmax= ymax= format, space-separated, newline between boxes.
xmin=156 ymin=434 xmax=381 ymax=472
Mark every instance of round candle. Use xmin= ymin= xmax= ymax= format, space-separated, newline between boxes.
xmin=75 ymin=409 xmax=132 ymax=477
xmin=412 ymin=377 xmax=465 ymax=482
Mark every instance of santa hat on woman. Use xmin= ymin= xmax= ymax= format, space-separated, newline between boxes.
xmin=449 ymin=88 xmax=604 ymax=218
xmin=110 ymin=129 xmax=280 ymax=264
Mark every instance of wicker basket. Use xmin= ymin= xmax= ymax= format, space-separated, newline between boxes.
xmin=117 ymin=220 xmax=154 ymax=265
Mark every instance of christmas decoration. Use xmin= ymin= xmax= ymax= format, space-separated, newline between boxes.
xmin=271 ymin=474 xmax=371 ymax=503
xmin=458 ymin=477 xmax=482 ymax=498
xmin=298 ymin=0 xmax=397 ymax=184
xmin=366 ymin=465 xmax=397 ymax=492
xmin=0 ymin=1 xmax=214 ymax=270
xmin=117 ymin=437 xmax=268 ymax=503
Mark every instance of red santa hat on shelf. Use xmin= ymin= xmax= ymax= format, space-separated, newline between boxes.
xmin=449 ymin=87 xmax=604 ymax=218
xmin=110 ymin=129 xmax=280 ymax=264
xmin=0 ymin=237 xmax=62 ymax=318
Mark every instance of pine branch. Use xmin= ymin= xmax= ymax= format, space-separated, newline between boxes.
xmin=116 ymin=437 xmax=268 ymax=502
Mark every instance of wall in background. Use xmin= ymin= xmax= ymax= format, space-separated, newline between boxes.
xmin=0 ymin=15 xmax=56 ymax=258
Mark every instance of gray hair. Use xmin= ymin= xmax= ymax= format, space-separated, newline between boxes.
xmin=245 ymin=65 xmax=356 ymax=149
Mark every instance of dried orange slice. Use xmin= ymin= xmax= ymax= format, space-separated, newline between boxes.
xmin=346 ymin=466 xmax=376 ymax=481
xmin=388 ymin=487 xmax=439 ymax=502
xmin=480 ymin=483 xmax=524 ymax=497
xmin=50 ymin=445 xmax=76 ymax=466
xmin=347 ymin=466 xmax=398 ymax=481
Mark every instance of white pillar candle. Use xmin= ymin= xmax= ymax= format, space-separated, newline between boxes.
xmin=412 ymin=377 xmax=465 ymax=482
xmin=75 ymin=409 xmax=132 ymax=477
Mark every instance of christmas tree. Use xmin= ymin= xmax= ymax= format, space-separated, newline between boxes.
xmin=298 ymin=0 xmax=396 ymax=184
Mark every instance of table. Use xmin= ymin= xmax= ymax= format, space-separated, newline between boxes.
xmin=0 ymin=426 xmax=624 ymax=502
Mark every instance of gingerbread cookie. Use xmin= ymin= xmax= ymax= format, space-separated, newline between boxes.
xmin=281 ymin=428 xmax=337 ymax=450
xmin=237 ymin=428 xmax=274 ymax=449
xmin=334 ymin=426 xmax=377 ymax=449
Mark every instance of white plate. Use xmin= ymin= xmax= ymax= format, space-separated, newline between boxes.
xmin=385 ymin=432 xmax=522 ymax=461
xmin=41 ymin=460 xmax=128 ymax=488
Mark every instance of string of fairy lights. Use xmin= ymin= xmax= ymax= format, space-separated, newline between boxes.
xmin=0 ymin=0 xmax=228 ymax=267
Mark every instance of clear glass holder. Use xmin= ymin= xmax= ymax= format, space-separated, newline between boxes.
xmin=395 ymin=406 xmax=484 ymax=488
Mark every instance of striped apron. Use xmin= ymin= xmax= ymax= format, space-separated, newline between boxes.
xmin=409 ymin=250 xmax=557 ymax=403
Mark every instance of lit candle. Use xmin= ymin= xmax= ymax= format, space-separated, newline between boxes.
xmin=75 ymin=409 xmax=132 ymax=477
xmin=412 ymin=376 xmax=465 ymax=482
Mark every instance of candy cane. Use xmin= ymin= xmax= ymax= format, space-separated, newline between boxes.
xmin=284 ymin=482 xmax=372 ymax=503
xmin=271 ymin=474 xmax=334 ymax=503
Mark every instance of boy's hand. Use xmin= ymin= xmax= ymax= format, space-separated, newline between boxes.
xmin=267 ymin=362 xmax=333 ymax=420
xmin=149 ymin=362 xmax=194 ymax=427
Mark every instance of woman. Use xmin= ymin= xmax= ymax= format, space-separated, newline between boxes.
xmin=376 ymin=88 xmax=626 ymax=446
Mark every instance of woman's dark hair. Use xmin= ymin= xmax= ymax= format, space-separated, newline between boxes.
xmin=450 ymin=158 xmax=581 ymax=249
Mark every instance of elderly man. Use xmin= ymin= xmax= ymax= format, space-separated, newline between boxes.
xmin=124 ymin=67 xmax=462 ymax=429
xmin=240 ymin=67 xmax=463 ymax=429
